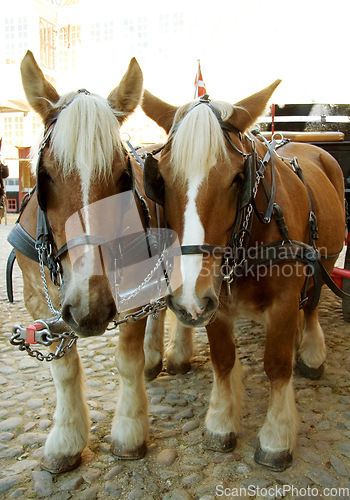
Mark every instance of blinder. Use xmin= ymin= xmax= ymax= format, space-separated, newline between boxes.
xmin=238 ymin=152 xmax=256 ymax=210
xmin=36 ymin=138 xmax=135 ymax=214
xmin=36 ymin=123 xmax=55 ymax=213
xmin=144 ymin=152 xmax=165 ymax=206
xmin=119 ymin=157 xmax=136 ymax=194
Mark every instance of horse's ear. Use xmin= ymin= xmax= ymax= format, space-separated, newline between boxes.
xmin=20 ymin=50 xmax=60 ymax=124
xmin=229 ymin=79 xmax=282 ymax=132
xmin=142 ymin=90 xmax=178 ymax=134
xmin=108 ymin=58 xmax=143 ymax=124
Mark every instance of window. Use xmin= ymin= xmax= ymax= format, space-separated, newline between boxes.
xmin=5 ymin=178 xmax=19 ymax=187
xmin=7 ymin=198 xmax=17 ymax=212
xmin=58 ymin=24 xmax=81 ymax=71
xmin=90 ymin=21 xmax=114 ymax=43
xmin=40 ymin=18 xmax=56 ymax=70
xmin=32 ymin=112 xmax=44 ymax=138
xmin=123 ymin=17 xmax=148 ymax=56
xmin=3 ymin=115 xmax=24 ymax=148
xmin=4 ymin=16 xmax=28 ymax=63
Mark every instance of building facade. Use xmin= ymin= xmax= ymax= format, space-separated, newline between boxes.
xmin=0 ymin=0 xmax=170 ymax=212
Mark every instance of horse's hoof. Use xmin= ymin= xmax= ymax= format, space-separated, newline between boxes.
xmin=166 ymin=360 xmax=191 ymax=375
xmin=298 ymin=359 xmax=324 ymax=380
xmin=254 ymin=445 xmax=292 ymax=471
xmin=41 ymin=452 xmax=81 ymax=474
xmin=204 ymin=430 xmax=237 ymax=453
xmin=111 ymin=441 xmax=147 ymax=460
xmin=145 ymin=360 xmax=163 ymax=381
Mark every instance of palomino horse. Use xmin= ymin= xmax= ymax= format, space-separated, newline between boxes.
xmin=10 ymin=51 xmax=176 ymax=473
xmin=141 ymin=83 xmax=346 ymax=470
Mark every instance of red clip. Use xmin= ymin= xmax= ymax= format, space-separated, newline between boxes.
xmin=26 ymin=323 xmax=43 ymax=344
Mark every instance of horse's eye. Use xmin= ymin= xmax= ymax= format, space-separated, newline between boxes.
xmin=232 ymin=173 xmax=244 ymax=186
xmin=39 ymin=169 xmax=54 ymax=184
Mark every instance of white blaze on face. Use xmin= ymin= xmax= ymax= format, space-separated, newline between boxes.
xmin=67 ymin=182 xmax=97 ymax=314
xmin=179 ymin=175 xmax=205 ymax=319
xmin=79 ymin=199 xmax=94 ymax=277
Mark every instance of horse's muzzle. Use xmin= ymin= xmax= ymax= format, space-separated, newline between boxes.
xmin=61 ymin=298 xmax=117 ymax=337
xmin=166 ymin=294 xmax=218 ymax=327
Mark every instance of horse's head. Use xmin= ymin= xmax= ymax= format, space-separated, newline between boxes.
xmin=21 ymin=50 xmax=143 ymax=336
xmin=142 ymin=82 xmax=280 ymax=327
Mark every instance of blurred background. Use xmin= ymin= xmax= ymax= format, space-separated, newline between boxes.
xmin=0 ymin=0 xmax=349 ymax=214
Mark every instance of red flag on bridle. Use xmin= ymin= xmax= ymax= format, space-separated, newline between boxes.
xmin=194 ymin=60 xmax=207 ymax=99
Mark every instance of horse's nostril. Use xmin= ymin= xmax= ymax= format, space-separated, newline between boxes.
xmin=61 ymin=298 xmax=116 ymax=336
xmin=61 ymin=304 xmax=78 ymax=330
xmin=204 ymin=296 xmax=218 ymax=313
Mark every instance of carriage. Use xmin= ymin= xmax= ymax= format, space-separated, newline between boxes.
xmin=258 ymin=103 xmax=350 ymax=320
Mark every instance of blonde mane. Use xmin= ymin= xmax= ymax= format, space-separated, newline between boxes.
xmin=50 ymin=92 xmax=124 ymax=184
xmin=169 ymin=100 xmax=235 ymax=182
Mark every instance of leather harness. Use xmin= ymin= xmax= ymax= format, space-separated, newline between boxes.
xmin=6 ymin=91 xmax=157 ymax=302
xmin=6 ymin=93 xmax=348 ymax=312
xmin=143 ymin=95 xmax=348 ymax=310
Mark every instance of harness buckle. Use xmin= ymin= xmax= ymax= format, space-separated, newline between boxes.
xmin=309 ymin=211 xmax=319 ymax=241
xmin=199 ymin=94 xmax=210 ymax=103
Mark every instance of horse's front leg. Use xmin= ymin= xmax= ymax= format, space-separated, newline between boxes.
xmin=111 ymin=317 xmax=148 ymax=459
xmin=41 ymin=342 xmax=89 ymax=473
xmin=144 ymin=308 xmax=166 ymax=380
xmin=204 ymin=312 xmax=243 ymax=452
xmin=297 ymin=302 xmax=326 ymax=379
xmin=255 ymin=296 xmax=299 ymax=472
xmin=165 ymin=311 xmax=194 ymax=374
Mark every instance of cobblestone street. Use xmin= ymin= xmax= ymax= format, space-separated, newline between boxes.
xmin=1 ymin=218 xmax=350 ymax=499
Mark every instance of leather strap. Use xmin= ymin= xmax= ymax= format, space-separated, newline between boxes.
xmin=6 ymin=248 xmax=16 ymax=303
xmin=7 ymin=223 xmax=39 ymax=262
xmin=180 ymin=244 xmax=227 ymax=256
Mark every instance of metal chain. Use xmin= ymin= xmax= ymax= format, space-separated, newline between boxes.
xmin=10 ymin=327 xmax=78 ymax=362
xmin=36 ymin=244 xmax=61 ymax=316
xmin=12 ymin=231 xmax=169 ymax=361
xmin=119 ymin=248 xmax=167 ymax=306
xmin=237 ymin=170 xmax=262 ymax=250
xmin=107 ymin=299 xmax=167 ymax=330
xmin=223 ymin=168 xmax=263 ymax=290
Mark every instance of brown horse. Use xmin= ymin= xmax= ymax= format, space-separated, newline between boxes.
xmin=11 ymin=51 xmax=179 ymax=473
xmin=141 ymin=83 xmax=346 ymax=470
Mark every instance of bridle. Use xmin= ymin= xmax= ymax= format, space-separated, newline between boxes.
xmin=6 ymin=90 xmax=350 ymax=361
xmin=33 ymin=90 xmax=153 ymax=291
xmin=143 ymin=95 xmax=348 ymax=308
xmin=7 ymin=90 xmax=169 ymax=357
xmin=144 ymin=95 xmax=272 ymax=273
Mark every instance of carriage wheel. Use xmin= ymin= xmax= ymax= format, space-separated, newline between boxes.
xmin=342 ymin=241 xmax=350 ymax=322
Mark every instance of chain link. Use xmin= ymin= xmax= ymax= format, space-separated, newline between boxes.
xmin=237 ymin=170 xmax=261 ymax=249
xmin=223 ymin=169 xmax=263 ymax=289
xmin=107 ymin=299 xmax=167 ymax=330
xmin=10 ymin=326 xmax=78 ymax=362
xmin=36 ymin=244 xmax=61 ymax=316
xmin=119 ymin=249 xmax=167 ymax=306
xmin=11 ymin=243 xmax=168 ymax=358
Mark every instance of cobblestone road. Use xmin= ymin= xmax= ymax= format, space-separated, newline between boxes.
xmin=1 ymin=218 xmax=350 ymax=499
